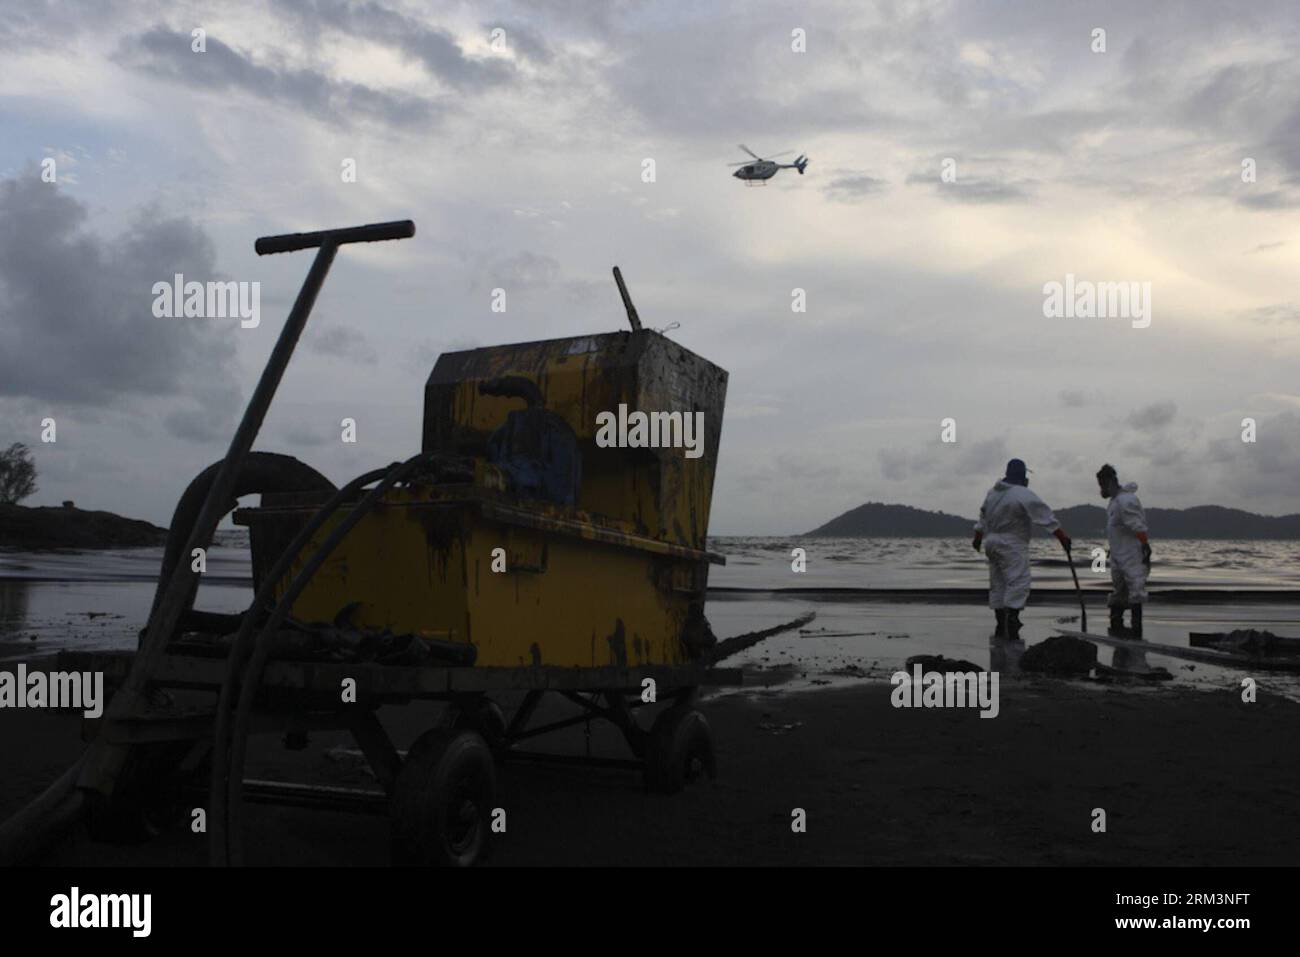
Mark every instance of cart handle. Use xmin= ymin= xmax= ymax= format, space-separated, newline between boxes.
xmin=255 ymin=219 xmax=415 ymax=256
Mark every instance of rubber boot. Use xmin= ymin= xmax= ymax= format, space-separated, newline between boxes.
xmin=1006 ymin=608 xmax=1023 ymax=642
xmin=1127 ymin=604 xmax=1150 ymax=671
xmin=1108 ymin=606 xmax=1127 ymax=637
xmin=993 ymin=609 xmax=1007 ymax=638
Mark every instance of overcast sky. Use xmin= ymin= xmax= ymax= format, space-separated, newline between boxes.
xmin=3 ymin=0 xmax=1300 ymax=535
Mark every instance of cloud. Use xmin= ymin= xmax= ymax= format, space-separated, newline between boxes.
xmin=271 ymin=0 xmax=522 ymax=87
xmin=1236 ymin=189 xmax=1300 ymax=210
xmin=401 ymin=337 xmax=481 ymax=374
xmin=280 ymin=422 xmax=330 ymax=447
xmin=822 ymin=173 xmax=888 ymax=202
xmin=0 ymin=0 xmax=133 ymax=51
xmin=1126 ymin=401 xmax=1178 ymax=432
xmin=307 ymin=325 xmax=378 ymax=364
xmin=1242 ymin=303 xmax=1300 ymax=325
xmin=164 ymin=402 xmax=233 ymax=444
xmin=481 ymin=251 xmax=561 ymax=289
xmin=490 ymin=22 xmax=553 ymax=65
xmin=0 ymin=172 xmax=237 ymax=405
xmin=907 ymin=171 xmax=1036 ymax=204
xmin=1205 ymin=410 xmax=1300 ymax=503
xmin=9 ymin=0 xmax=1300 ymax=529
xmin=880 ymin=436 xmax=1009 ymax=486
xmin=115 ymin=26 xmax=440 ymax=129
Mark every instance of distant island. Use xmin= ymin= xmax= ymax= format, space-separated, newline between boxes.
xmin=0 ymin=503 xmax=168 ymax=549
xmin=805 ymin=501 xmax=1300 ymax=539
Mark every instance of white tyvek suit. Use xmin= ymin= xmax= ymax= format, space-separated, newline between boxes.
xmin=974 ymin=481 xmax=1062 ymax=610
xmin=1107 ymin=482 xmax=1148 ymax=606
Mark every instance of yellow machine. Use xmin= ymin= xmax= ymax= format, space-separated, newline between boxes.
xmin=23 ymin=227 xmax=768 ymax=869
xmin=237 ymin=329 xmax=728 ymax=669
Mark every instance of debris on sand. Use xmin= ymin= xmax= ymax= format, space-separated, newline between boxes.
xmin=757 ymin=720 xmax=803 ymax=735
xmin=1190 ymin=629 xmax=1300 ymax=659
xmin=826 ymin=664 xmax=874 ymax=679
xmin=904 ymin=654 xmax=982 ymax=673
xmin=1019 ymin=635 xmax=1097 ymax=676
xmin=799 ymin=629 xmax=877 ymax=638
xmin=1095 ymin=662 xmax=1174 ymax=682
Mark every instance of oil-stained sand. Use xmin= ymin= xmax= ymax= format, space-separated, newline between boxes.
xmin=5 ymin=675 xmax=1298 ymax=866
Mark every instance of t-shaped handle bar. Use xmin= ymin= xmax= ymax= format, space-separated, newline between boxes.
xmin=255 ymin=219 xmax=415 ymax=255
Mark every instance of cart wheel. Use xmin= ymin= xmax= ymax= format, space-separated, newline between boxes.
xmin=442 ymin=698 xmax=509 ymax=750
xmin=391 ymin=729 xmax=496 ymax=866
xmin=644 ymin=708 xmax=715 ymax=794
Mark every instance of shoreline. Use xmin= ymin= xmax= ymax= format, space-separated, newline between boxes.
xmin=710 ymin=586 xmax=1300 ymax=604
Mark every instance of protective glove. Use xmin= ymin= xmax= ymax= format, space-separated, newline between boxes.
xmin=1053 ymin=528 xmax=1072 ymax=551
xmin=1141 ymin=542 xmax=1152 ymax=566
xmin=972 ymin=532 xmax=982 ymax=552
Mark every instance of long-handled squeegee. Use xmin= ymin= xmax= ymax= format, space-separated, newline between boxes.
xmin=1063 ymin=542 xmax=1087 ymax=633
xmin=0 ymin=220 xmax=414 ymax=865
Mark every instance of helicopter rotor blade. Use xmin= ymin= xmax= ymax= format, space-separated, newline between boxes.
xmin=738 ymin=144 xmax=762 ymax=160
xmin=766 ymin=151 xmax=796 ymax=159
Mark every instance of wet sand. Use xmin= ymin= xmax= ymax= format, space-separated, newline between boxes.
xmin=4 ymin=655 xmax=1299 ymax=866
xmin=4 ymin=579 xmax=1298 ymax=866
xmin=705 ymin=593 xmax=1300 ymax=700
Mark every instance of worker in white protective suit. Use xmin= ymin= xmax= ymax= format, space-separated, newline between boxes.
xmin=1096 ymin=463 xmax=1151 ymax=639
xmin=972 ymin=458 xmax=1072 ymax=641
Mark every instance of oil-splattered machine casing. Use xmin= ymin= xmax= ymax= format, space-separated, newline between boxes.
xmin=237 ymin=330 xmax=727 ymax=668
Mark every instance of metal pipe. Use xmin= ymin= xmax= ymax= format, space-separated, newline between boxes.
xmin=612 ymin=266 xmax=643 ymax=332
xmin=255 ymin=219 xmax=414 ymax=256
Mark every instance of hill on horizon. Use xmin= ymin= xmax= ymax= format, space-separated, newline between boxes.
xmin=805 ymin=501 xmax=1300 ymax=539
xmin=804 ymin=502 xmax=972 ymax=537
xmin=0 ymin=503 xmax=168 ymax=549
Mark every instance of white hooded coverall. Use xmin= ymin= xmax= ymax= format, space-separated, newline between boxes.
xmin=1107 ymin=482 xmax=1148 ymax=606
xmin=974 ymin=481 xmax=1061 ymax=610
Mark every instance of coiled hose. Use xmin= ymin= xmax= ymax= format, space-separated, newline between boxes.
xmin=210 ymin=453 xmax=435 ymax=865
xmin=0 ymin=453 xmax=335 ymax=865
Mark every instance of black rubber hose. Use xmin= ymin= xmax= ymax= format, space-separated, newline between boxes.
xmin=147 ymin=452 xmax=335 ymax=643
xmin=219 ymin=453 xmax=434 ymax=866
xmin=207 ymin=463 xmax=395 ymax=866
xmin=0 ymin=454 xmax=335 ymax=866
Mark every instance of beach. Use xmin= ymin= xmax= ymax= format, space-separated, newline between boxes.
xmin=5 ymin=667 xmax=1299 ymax=866
xmin=3 ymin=538 xmax=1299 ymax=865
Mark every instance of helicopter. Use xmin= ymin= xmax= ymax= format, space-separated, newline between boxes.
xmin=729 ymin=144 xmax=809 ymax=184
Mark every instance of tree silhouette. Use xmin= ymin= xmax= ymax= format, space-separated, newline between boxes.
xmin=0 ymin=443 xmax=38 ymax=505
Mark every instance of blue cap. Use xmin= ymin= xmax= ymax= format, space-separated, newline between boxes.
xmin=1004 ymin=458 xmax=1029 ymax=486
